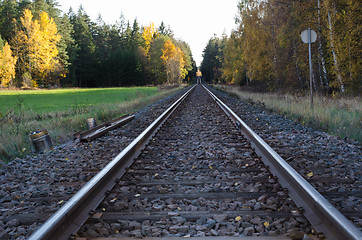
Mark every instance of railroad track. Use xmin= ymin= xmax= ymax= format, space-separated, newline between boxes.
xmin=28 ymin=84 xmax=361 ymax=240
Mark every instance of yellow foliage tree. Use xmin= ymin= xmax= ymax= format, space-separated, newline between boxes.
xmin=12 ymin=9 xmax=38 ymax=87
xmin=177 ymin=47 xmax=187 ymax=79
xmin=37 ymin=11 xmax=61 ymax=82
xmin=142 ymin=22 xmax=157 ymax=53
xmin=242 ymin=5 xmax=274 ymax=87
xmin=161 ymin=40 xmax=176 ymax=83
xmin=161 ymin=40 xmax=186 ymax=84
xmin=0 ymin=42 xmax=17 ymax=87
xmin=161 ymin=40 xmax=176 ymax=62
xmin=12 ymin=9 xmax=61 ymax=87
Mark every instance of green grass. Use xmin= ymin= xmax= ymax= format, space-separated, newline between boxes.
xmin=0 ymin=87 xmax=159 ymax=113
xmin=215 ymin=85 xmax=361 ymax=143
xmin=0 ymin=86 xmax=183 ymax=163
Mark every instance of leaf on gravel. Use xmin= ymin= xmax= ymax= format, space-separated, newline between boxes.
xmin=65 ymin=158 xmax=69 ymax=161
xmin=264 ymin=221 xmax=270 ymax=227
xmin=154 ymin=173 xmax=159 ymax=177
xmin=245 ymin=163 xmax=249 ymax=167
xmin=184 ymin=234 xmax=191 ymax=238
xmin=58 ymin=200 xmax=64 ymax=205
xmin=177 ymin=207 xmax=182 ymax=211
xmin=307 ymin=172 xmax=313 ymax=178
xmin=209 ymin=166 xmax=213 ymax=169
xmin=192 ymin=166 xmax=197 ymax=169
xmin=235 ymin=216 xmax=242 ymax=221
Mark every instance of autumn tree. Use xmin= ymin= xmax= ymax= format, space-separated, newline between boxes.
xmin=319 ymin=0 xmax=361 ymax=94
xmin=0 ymin=41 xmax=17 ymax=87
xmin=142 ymin=22 xmax=157 ymax=53
xmin=148 ymin=35 xmax=168 ymax=84
xmin=222 ymin=31 xmax=245 ymax=85
xmin=36 ymin=11 xmax=61 ymax=85
xmin=161 ymin=40 xmax=187 ymax=84
xmin=177 ymin=40 xmax=196 ymax=82
xmin=12 ymin=9 xmax=60 ymax=87
xmin=12 ymin=9 xmax=40 ymax=87
xmin=214 ymin=0 xmax=361 ymax=94
xmin=0 ymin=1 xmax=195 ymax=88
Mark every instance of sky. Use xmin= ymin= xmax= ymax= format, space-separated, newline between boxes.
xmin=57 ymin=0 xmax=240 ymax=66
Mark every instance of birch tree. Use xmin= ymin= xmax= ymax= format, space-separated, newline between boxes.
xmin=12 ymin=9 xmax=60 ymax=87
xmin=0 ymin=41 xmax=17 ymax=87
xmin=161 ymin=40 xmax=187 ymax=84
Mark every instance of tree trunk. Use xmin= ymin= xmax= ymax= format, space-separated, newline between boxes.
xmin=293 ymin=41 xmax=304 ymax=89
xmin=317 ymin=0 xmax=329 ymax=92
xmin=328 ymin=10 xmax=345 ymax=92
xmin=245 ymin=63 xmax=249 ymax=86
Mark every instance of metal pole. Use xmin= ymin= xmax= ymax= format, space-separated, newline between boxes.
xmin=308 ymin=28 xmax=313 ymax=110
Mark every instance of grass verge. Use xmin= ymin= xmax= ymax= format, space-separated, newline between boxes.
xmin=0 ymin=86 xmax=184 ymax=163
xmin=215 ymin=85 xmax=361 ymax=143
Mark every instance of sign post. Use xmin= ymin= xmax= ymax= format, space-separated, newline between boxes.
xmin=301 ymin=28 xmax=317 ymax=110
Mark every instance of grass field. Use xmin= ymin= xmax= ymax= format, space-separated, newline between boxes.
xmin=0 ymin=86 xmax=182 ymax=163
xmin=0 ymin=87 xmax=159 ymax=113
xmin=216 ymin=85 xmax=361 ymax=143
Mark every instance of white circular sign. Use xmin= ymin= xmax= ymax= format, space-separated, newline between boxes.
xmin=301 ymin=29 xmax=317 ymax=44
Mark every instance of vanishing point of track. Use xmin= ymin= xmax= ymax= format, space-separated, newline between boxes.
xmin=29 ymin=84 xmax=361 ymax=240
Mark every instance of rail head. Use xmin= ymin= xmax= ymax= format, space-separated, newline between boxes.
xmin=202 ymin=84 xmax=362 ymax=240
xmin=28 ymin=85 xmax=196 ymax=240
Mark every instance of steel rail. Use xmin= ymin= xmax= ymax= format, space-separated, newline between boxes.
xmin=202 ymin=84 xmax=362 ymax=240
xmin=28 ymin=85 xmax=196 ymax=240
xmin=74 ymin=114 xmax=135 ymax=142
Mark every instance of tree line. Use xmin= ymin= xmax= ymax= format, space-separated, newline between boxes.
xmin=0 ymin=0 xmax=196 ymax=88
xmin=201 ymin=0 xmax=361 ymax=95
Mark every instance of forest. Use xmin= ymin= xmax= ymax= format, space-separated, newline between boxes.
xmin=201 ymin=0 xmax=361 ymax=95
xmin=0 ymin=0 xmax=197 ymax=88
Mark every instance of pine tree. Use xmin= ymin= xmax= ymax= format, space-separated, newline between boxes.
xmin=56 ymin=14 xmax=75 ymax=86
xmin=0 ymin=0 xmax=17 ymax=42
xmin=69 ymin=6 xmax=96 ymax=87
